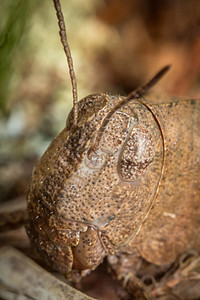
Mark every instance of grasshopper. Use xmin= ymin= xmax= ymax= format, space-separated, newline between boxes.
xmin=23 ymin=0 xmax=200 ymax=298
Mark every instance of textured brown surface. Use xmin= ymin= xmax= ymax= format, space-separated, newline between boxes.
xmin=1 ymin=1 xmax=200 ymax=299
xmin=132 ymin=97 xmax=200 ymax=264
xmin=26 ymin=92 xmax=200 ymax=289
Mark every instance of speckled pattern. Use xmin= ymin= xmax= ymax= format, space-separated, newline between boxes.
xmin=108 ymin=96 xmax=200 ymax=286
xmin=26 ymin=93 xmax=200 ymax=282
xmin=119 ymin=127 xmax=155 ymax=180
xmin=132 ymin=97 xmax=200 ymax=264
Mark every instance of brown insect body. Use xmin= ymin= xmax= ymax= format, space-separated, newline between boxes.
xmin=26 ymin=93 xmax=163 ymax=276
xmin=26 ymin=0 xmax=200 ymax=286
xmin=131 ymin=95 xmax=200 ymax=266
xmin=108 ymin=96 xmax=200 ymax=294
xmin=26 ymin=93 xmax=200 ymax=280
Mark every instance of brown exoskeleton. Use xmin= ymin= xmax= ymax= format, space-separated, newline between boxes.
xmin=26 ymin=0 xmax=200 ymax=297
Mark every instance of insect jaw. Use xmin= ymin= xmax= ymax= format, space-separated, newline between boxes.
xmin=55 ymin=221 xmax=109 ymax=274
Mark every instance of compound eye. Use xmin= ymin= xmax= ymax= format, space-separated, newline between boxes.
xmin=118 ymin=127 xmax=155 ymax=181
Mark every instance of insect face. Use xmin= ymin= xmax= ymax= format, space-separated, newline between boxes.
xmin=26 ymin=92 xmax=164 ymax=278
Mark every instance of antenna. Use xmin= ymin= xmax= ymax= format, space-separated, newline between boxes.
xmin=53 ymin=0 xmax=78 ymax=126
xmin=88 ymin=65 xmax=171 ymax=156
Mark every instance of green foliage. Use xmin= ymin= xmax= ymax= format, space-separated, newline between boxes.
xmin=0 ymin=0 xmax=36 ymax=116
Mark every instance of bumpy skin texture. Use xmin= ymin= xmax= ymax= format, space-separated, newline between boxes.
xmin=132 ymin=96 xmax=200 ymax=264
xmin=26 ymin=93 xmax=200 ymax=281
xmin=107 ymin=95 xmax=200 ymax=297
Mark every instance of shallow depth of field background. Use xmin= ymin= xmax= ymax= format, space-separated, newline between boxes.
xmin=0 ymin=0 xmax=200 ymax=298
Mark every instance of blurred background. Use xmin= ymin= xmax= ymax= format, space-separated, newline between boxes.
xmin=0 ymin=1 xmax=200 ymax=298
xmin=0 ymin=0 xmax=200 ymax=206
